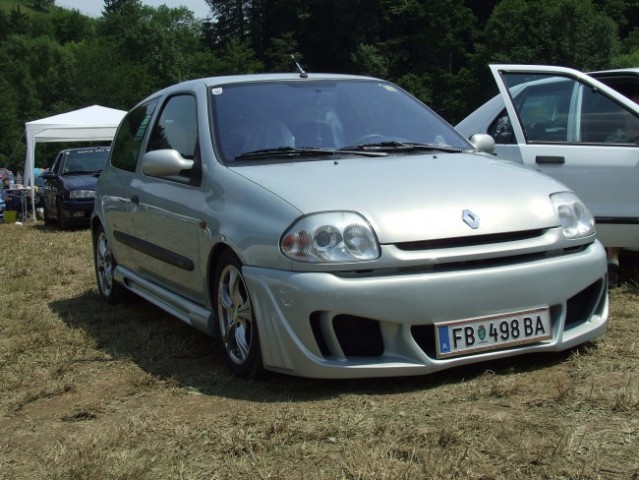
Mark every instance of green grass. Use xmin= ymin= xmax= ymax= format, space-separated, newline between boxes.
xmin=1 ymin=222 xmax=638 ymax=479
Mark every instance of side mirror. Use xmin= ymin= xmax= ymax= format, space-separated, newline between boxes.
xmin=469 ymin=133 xmax=496 ymax=155
xmin=142 ymin=149 xmax=194 ymax=177
xmin=42 ymin=171 xmax=55 ymax=179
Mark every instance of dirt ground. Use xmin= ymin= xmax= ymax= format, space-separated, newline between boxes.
xmin=0 ymin=224 xmax=637 ymax=479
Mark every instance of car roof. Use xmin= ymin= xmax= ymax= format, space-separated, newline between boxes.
xmin=138 ymin=73 xmax=383 ymax=103
xmin=589 ymin=68 xmax=639 ymax=77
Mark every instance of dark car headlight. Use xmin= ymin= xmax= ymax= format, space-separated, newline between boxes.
xmin=281 ymin=212 xmax=380 ymax=263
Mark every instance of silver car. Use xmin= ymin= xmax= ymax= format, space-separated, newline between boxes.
xmin=457 ymin=65 xmax=639 ymax=251
xmin=92 ymin=73 xmax=608 ymax=379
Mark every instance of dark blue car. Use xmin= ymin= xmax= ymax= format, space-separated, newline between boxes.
xmin=43 ymin=146 xmax=110 ymax=228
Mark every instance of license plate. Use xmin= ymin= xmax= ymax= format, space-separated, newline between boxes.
xmin=435 ymin=307 xmax=551 ymax=359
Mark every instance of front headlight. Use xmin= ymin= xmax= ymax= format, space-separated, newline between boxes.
xmin=281 ymin=211 xmax=380 ymax=263
xmin=550 ymin=192 xmax=595 ymax=239
xmin=69 ymin=190 xmax=96 ymax=199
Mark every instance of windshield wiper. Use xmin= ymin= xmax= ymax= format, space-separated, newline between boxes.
xmin=234 ymin=146 xmax=387 ymax=161
xmin=339 ymin=141 xmax=462 ymax=153
xmin=235 ymin=146 xmax=335 ymax=161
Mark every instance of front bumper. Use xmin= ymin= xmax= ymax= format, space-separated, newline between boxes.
xmin=61 ymin=199 xmax=94 ymax=224
xmin=243 ymin=241 xmax=608 ymax=378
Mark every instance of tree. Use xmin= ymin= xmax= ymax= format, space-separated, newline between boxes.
xmin=103 ymin=0 xmax=132 ymax=14
xmin=351 ymin=43 xmax=388 ymax=78
xmin=485 ymin=0 xmax=619 ymax=70
xmin=215 ymin=39 xmax=264 ymax=74
xmin=30 ymin=0 xmax=54 ymax=12
xmin=100 ymin=1 xmax=214 ymax=88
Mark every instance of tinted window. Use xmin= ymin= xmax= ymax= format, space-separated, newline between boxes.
xmin=111 ymin=99 xmax=159 ymax=172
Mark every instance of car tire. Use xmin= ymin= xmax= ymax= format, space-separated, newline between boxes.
xmin=213 ymin=251 xmax=263 ymax=378
xmin=94 ymin=225 xmax=125 ymax=303
xmin=56 ymin=200 xmax=67 ymax=229
xmin=43 ymin=204 xmax=55 ymax=225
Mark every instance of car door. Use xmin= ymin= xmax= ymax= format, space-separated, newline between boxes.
xmin=489 ymin=64 xmax=639 ymax=249
xmin=125 ymin=93 xmax=206 ymax=302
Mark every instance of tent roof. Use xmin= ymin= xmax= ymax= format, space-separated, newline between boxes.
xmin=26 ymin=105 xmax=126 ymax=140
xmin=23 ymin=105 xmax=126 ymax=187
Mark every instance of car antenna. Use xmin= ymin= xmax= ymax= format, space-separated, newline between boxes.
xmin=291 ymin=55 xmax=308 ymax=78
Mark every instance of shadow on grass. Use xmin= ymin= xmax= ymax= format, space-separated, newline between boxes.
xmin=618 ymin=250 xmax=639 ymax=294
xmin=48 ymin=288 xmax=590 ymax=402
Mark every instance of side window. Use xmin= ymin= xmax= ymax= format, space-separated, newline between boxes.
xmin=500 ymin=72 xmax=639 ymax=146
xmin=148 ymin=95 xmax=198 ymax=159
xmin=50 ymin=153 xmax=62 ymax=174
xmin=111 ymin=98 xmax=159 ymax=172
xmin=147 ymin=94 xmax=200 ymax=184
xmin=580 ymin=87 xmax=639 ymax=144
xmin=511 ymin=79 xmax=572 ymax=143
xmin=492 ymin=77 xmax=574 ymax=144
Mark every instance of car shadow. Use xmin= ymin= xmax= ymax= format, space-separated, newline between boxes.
xmin=51 ymin=289 xmax=584 ymax=403
xmin=619 ymin=249 xmax=639 ymax=293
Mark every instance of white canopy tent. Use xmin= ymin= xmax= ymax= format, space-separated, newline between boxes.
xmin=23 ymin=104 xmax=126 ymax=187
xmin=22 ymin=105 xmax=126 ymax=221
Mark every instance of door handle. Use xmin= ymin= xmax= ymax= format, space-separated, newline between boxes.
xmin=130 ymin=194 xmax=139 ymax=204
xmin=536 ymin=156 xmax=565 ymax=164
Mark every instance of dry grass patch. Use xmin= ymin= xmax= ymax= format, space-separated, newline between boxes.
xmin=1 ymin=223 xmax=638 ymax=479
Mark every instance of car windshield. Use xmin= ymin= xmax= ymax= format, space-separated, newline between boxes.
xmin=62 ymin=148 xmax=110 ymax=174
xmin=211 ymin=79 xmax=470 ymax=163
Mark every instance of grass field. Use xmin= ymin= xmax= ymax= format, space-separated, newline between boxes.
xmin=1 ymin=222 xmax=638 ymax=479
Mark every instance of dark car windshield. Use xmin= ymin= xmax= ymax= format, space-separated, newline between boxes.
xmin=211 ymin=79 xmax=470 ymax=163
xmin=61 ymin=148 xmax=110 ymax=174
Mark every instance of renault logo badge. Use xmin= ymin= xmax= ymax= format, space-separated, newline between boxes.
xmin=462 ymin=209 xmax=480 ymax=229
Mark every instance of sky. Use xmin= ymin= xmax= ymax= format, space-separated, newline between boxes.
xmin=54 ymin=0 xmax=212 ymax=19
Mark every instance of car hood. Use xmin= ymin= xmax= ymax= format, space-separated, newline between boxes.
xmin=230 ymin=153 xmax=567 ymax=244
xmin=60 ymin=174 xmax=99 ymax=190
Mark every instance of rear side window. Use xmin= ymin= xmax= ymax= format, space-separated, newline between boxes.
xmin=111 ymin=98 xmax=159 ymax=172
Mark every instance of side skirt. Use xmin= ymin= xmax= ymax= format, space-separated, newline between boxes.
xmin=114 ymin=265 xmax=216 ymax=337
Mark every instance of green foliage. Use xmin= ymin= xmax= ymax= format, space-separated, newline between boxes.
xmin=351 ymin=43 xmax=388 ymax=78
xmin=215 ymin=39 xmax=264 ymax=74
xmin=485 ymin=0 xmax=619 ymax=70
xmin=0 ymin=0 xmax=636 ymax=173
xmin=265 ymin=32 xmax=302 ymax=73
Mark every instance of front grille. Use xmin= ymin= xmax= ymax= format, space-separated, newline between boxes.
xmin=395 ymin=229 xmax=546 ymax=251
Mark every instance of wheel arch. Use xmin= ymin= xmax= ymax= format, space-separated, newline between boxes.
xmin=205 ymin=242 xmax=241 ymax=333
